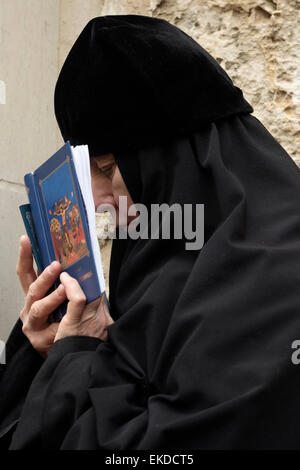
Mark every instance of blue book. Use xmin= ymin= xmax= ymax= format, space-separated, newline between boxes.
xmin=20 ymin=141 xmax=106 ymax=321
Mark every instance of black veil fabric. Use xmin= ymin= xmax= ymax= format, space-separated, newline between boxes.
xmin=54 ymin=14 xmax=252 ymax=156
xmin=2 ymin=14 xmax=300 ymax=449
xmin=10 ymin=112 xmax=300 ymax=449
xmin=104 ymin=114 xmax=300 ymax=449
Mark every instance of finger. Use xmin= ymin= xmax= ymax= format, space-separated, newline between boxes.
xmin=27 ymin=322 xmax=59 ymax=358
xmin=24 ymin=261 xmax=62 ymax=312
xmin=16 ymin=235 xmax=37 ymax=295
xmin=60 ymin=272 xmax=86 ymax=323
xmin=25 ymin=284 xmax=66 ymax=331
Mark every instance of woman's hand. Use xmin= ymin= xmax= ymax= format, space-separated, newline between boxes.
xmin=17 ymin=235 xmax=66 ymax=358
xmin=54 ymin=272 xmax=114 ymax=343
xmin=17 ymin=235 xmax=114 ymax=358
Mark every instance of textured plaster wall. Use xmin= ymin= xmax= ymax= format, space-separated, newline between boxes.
xmin=1 ymin=0 xmax=299 ymax=341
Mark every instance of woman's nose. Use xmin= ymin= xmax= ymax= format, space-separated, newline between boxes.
xmin=93 ymin=190 xmax=117 ymax=212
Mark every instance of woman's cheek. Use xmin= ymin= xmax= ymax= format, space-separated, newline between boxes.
xmin=112 ymin=166 xmax=137 ymax=226
xmin=112 ymin=167 xmax=124 ymax=196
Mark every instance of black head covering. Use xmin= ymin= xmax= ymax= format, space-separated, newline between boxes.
xmin=6 ymin=15 xmax=300 ymax=450
xmin=54 ymin=14 xmax=252 ymax=156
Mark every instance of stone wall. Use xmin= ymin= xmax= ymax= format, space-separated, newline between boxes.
xmin=1 ymin=0 xmax=299 ymax=341
xmin=99 ymin=0 xmax=300 ymax=164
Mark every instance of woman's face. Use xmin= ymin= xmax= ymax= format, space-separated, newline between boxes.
xmin=90 ymin=153 xmax=136 ymax=227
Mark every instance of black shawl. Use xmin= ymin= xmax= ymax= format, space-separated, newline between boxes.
xmin=2 ymin=15 xmax=300 ymax=450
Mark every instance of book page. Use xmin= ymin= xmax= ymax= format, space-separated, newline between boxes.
xmin=72 ymin=145 xmax=106 ymax=294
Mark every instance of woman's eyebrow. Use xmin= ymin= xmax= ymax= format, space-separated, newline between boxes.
xmin=93 ymin=154 xmax=115 ymax=165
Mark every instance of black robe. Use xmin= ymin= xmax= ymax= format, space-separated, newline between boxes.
xmin=1 ymin=15 xmax=300 ymax=449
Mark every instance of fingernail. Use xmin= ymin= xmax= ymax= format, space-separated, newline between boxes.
xmin=49 ymin=261 xmax=60 ymax=273
xmin=48 ymin=263 xmax=54 ymax=274
xmin=60 ymin=272 xmax=69 ymax=281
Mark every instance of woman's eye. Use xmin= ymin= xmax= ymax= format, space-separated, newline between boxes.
xmin=98 ymin=164 xmax=114 ymax=176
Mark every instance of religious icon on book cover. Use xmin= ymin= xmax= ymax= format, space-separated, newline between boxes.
xmin=40 ymin=159 xmax=89 ymax=269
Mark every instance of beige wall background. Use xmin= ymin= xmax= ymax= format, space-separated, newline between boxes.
xmin=0 ymin=0 xmax=299 ymax=341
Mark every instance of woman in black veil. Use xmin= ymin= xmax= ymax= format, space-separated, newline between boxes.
xmin=1 ymin=15 xmax=300 ymax=449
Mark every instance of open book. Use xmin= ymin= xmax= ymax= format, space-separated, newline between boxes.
xmin=19 ymin=142 xmax=106 ymax=321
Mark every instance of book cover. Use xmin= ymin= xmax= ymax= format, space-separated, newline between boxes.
xmin=22 ymin=141 xmax=105 ymax=321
